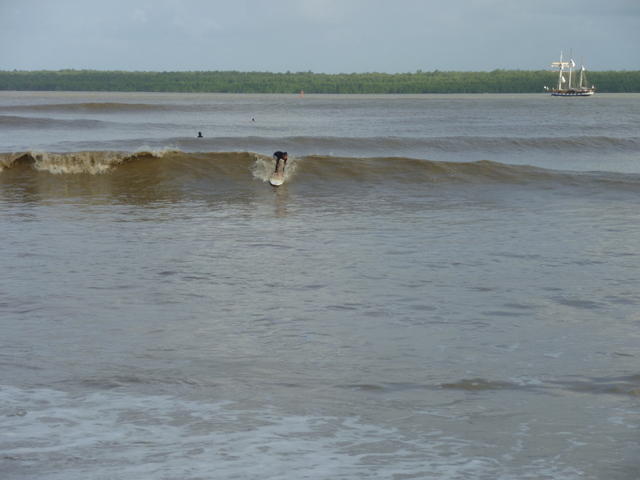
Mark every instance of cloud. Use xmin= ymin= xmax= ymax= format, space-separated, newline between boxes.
xmin=131 ymin=7 xmax=149 ymax=24
xmin=293 ymin=0 xmax=359 ymax=24
xmin=0 ymin=0 xmax=637 ymax=71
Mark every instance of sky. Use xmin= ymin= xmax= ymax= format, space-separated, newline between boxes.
xmin=1 ymin=0 xmax=638 ymax=72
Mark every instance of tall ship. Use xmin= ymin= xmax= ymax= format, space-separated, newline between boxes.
xmin=544 ymin=52 xmax=595 ymax=96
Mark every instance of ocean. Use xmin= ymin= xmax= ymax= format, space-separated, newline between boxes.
xmin=1 ymin=91 xmax=639 ymax=479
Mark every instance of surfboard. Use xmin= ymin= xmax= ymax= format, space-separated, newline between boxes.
xmin=269 ymin=156 xmax=287 ymax=186
xmin=269 ymin=172 xmax=284 ymax=186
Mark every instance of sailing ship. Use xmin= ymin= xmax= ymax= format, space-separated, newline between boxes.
xmin=544 ymin=52 xmax=595 ymax=96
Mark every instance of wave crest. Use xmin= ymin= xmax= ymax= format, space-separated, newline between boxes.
xmin=0 ymin=149 xmax=175 ymax=174
xmin=2 ymin=150 xmax=639 ymax=192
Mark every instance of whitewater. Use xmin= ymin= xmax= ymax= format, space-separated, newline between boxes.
xmin=1 ymin=91 xmax=639 ymax=479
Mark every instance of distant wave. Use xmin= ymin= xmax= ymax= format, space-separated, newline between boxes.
xmin=0 ymin=114 xmax=106 ymax=129
xmin=2 ymin=150 xmax=639 ymax=191
xmin=153 ymin=134 xmax=640 ymax=154
xmin=361 ymin=135 xmax=638 ymax=152
xmin=89 ymin=135 xmax=640 ymax=155
xmin=0 ymin=102 xmax=171 ymax=113
xmin=0 ymin=102 xmax=244 ymax=113
xmin=418 ymin=135 xmax=640 ymax=152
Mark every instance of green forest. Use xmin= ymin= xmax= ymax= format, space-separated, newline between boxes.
xmin=1 ymin=69 xmax=639 ymax=93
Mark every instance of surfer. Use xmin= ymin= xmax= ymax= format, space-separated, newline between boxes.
xmin=269 ymin=151 xmax=288 ymax=186
xmin=197 ymin=131 xmax=203 ymax=138
xmin=273 ymin=151 xmax=288 ymax=173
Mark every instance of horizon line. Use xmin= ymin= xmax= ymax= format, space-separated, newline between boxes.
xmin=2 ymin=67 xmax=639 ymax=74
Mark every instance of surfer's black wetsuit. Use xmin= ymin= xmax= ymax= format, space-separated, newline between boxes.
xmin=273 ymin=151 xmax=288 ymax=172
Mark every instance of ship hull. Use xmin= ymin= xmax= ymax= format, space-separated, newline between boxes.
xmin=550 ymin=89 xmax=595 ymax=97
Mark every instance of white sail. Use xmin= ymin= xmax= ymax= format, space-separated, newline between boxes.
xmin=579 ymin=65 xmax=589 ymax=89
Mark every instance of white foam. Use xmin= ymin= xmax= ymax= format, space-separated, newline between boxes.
xmin=252 ymin=154 xmax=298 ymax=183
xmin=29 ymin=151 xmax=124 ymax=175
xmin=509 ymin=376 xmax=544 ymax=387
xmin=0 ymin=149 xmax=175 ymax=175
xmin=1 ymin=385 xmax=585 ymax=480
xmin=133 ymin=146 xmax=178 ymax=158
xmin=543 ymin=352 xmax=563 ymax=358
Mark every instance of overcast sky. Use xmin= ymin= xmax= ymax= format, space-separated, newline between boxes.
xmin=1 ymin=0 xmax=638 ymax=72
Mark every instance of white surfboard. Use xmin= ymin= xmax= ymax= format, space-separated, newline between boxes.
xmin=269 ymin=172 xmax=284 ymax=186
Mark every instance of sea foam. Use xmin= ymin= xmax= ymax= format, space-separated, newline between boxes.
xmin=1 ymin=385 xmax=586 ymax=480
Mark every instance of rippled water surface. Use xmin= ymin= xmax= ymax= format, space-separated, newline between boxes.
xmin=1 ymin=92 xmax=639 ymax=479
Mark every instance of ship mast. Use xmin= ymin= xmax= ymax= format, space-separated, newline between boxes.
xmin=568 ymin=58 xmax=575 ymax=89
xmin=551 ymin=52 xmax=564 ymax=90
xmin=550 ymin=52 xmax=574 ymax=91
xmin=557 ymin=51 xmax=564 ymax=90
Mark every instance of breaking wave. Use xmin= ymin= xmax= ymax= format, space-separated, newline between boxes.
xmin=0 ymin=150 xmax=173 ymax=175
xmin=2 ymin=149 xmax=639 ymax=192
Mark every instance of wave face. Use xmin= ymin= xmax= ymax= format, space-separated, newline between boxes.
xmin=2 ymin=150 xmax=638 ymax=193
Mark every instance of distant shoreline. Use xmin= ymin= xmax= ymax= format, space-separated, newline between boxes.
xmin=1 ymin=70 xmax=639 ymax=93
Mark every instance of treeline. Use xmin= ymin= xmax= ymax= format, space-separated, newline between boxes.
xmin=1 ymin=69 xmax=639 ymax=93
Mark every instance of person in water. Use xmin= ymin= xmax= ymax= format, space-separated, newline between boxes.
xmin=197 ymin=131 xmax=203 ymax=138
xmin=273 ymin=151 xmax=288 ymax=174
